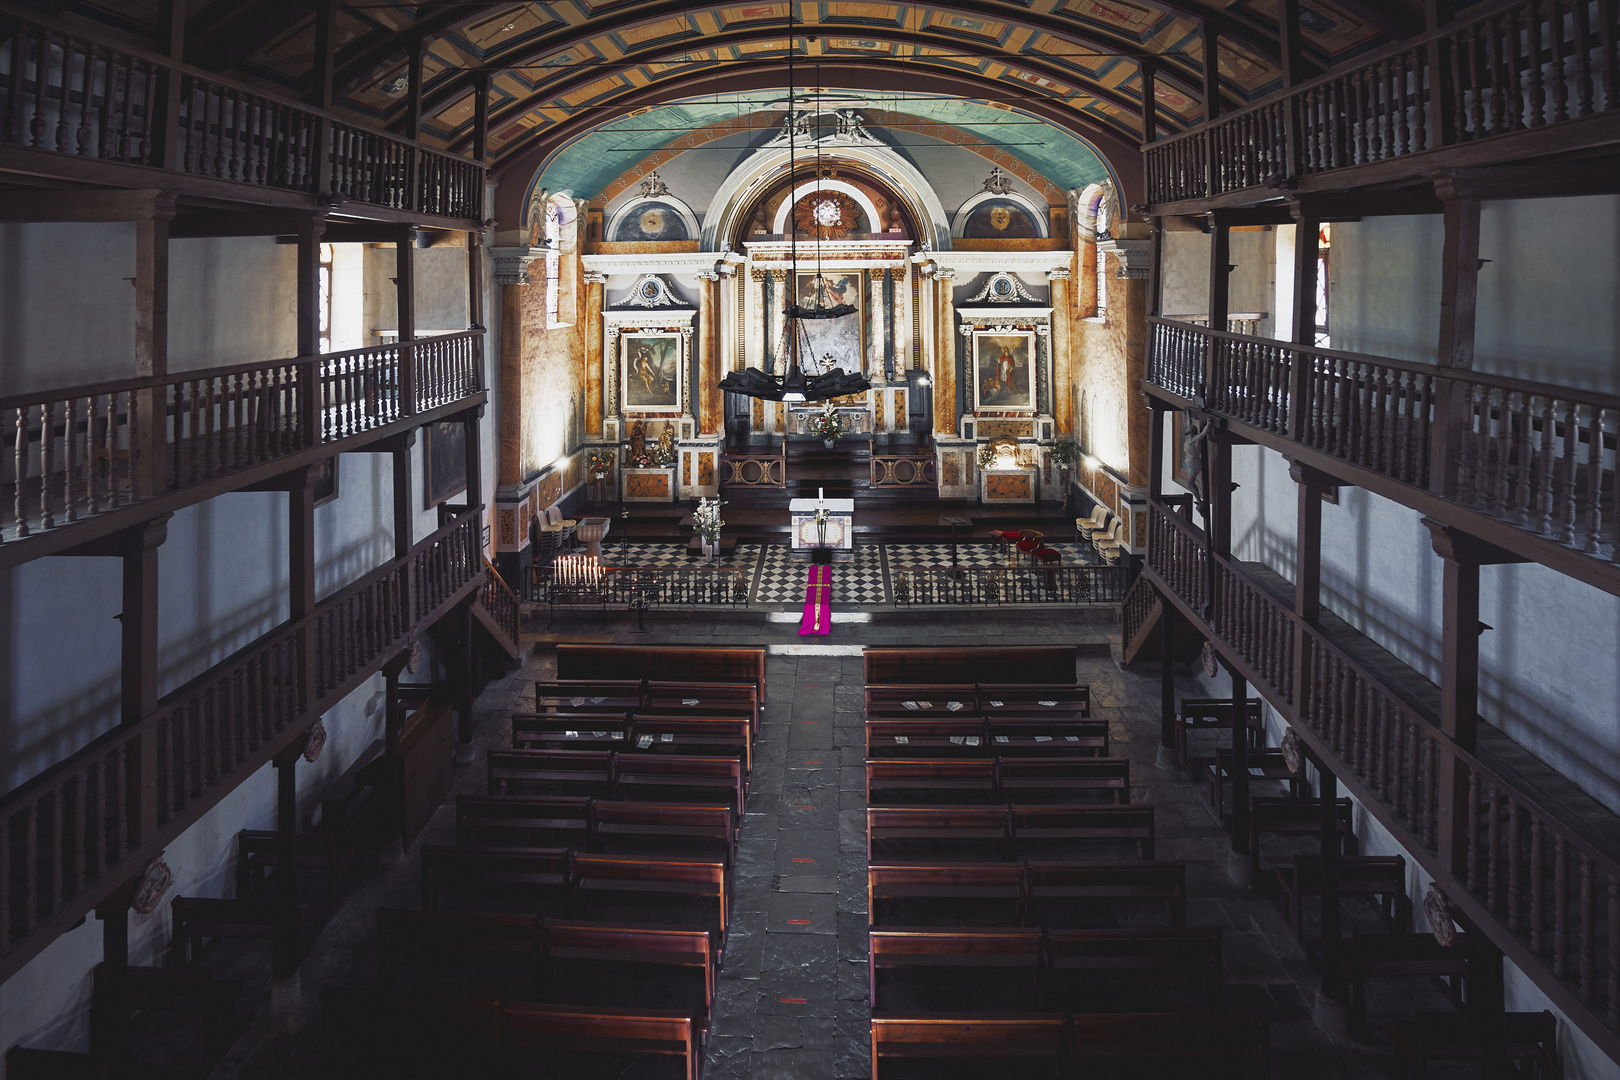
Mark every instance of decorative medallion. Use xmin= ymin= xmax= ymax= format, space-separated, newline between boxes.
xmin=1425 ymin=884 xmax=1457 ymax=947
xmin=963 ymin=271 xmax=1041 ymax=304
xmin=793 ymin=190 xmax=859 ymax=241
xmin=1200 ymin=641 xmax=1219 ymax=678
xmin=302 ymin=717 xmax=327 ymax=763
xmin=622 ymin=274 xmax=683 ymax=309
xmin=132 ymin=856 xmax=172 ymax=915
xmin=990 ymin=207 xmax=1013 ymax=231
xmin=1280 ymin=728 xmax=1302 ymax=774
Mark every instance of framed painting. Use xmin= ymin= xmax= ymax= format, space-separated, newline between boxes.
xmin=792 ymin=271 xmax=864 ymax=376
xmin=312 ymin=456 xmax=339 ymax=507
xmin=971 ymin=329 xmax=1036 ymax=412
xmin=423 ymin=420 xmax=468 ymax=507
xmin=621 ymin=332 xmax=682 ymax=412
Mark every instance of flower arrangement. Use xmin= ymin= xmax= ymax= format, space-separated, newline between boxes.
xmin=626 ymin=441 xmax=675 ymax=468
xmin=585 ymin=448 xmax=615 ymax=476
xmin=809 ymin=404 xmax=845 ymax=443
xmin=977 ymin=443 xmax=997 ymax=468
xmin=694 ymin=496 xmax=725 ymax=542
xmin=1050 ymin=438 xmax=1079 ymax=465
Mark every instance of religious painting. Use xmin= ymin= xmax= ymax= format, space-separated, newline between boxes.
xmin=971 ymin=330 xmax=1036 ymax=412
xmin=312 ymin=456 xmax=339 ymax=507
xmin=423 ymin=420 xmax=468 ymax=508
xmin=962 ymin=198 xmax=1042 ymax=239
xmin=612 ymin=200 xmax=691 ymax=242
xmin=621 ymin=332 xmax=682 ymax=412
xmin=792 ymin=271 xmax=864 ymax=377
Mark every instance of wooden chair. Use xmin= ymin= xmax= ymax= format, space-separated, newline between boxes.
xmin=1175 ymin=697 xmax=1264 ymax=771
xmin=868 ymin=864 xmax=1027 ymax=928
xmin=1068 ymin=1012 xmax=1270 ymax=1077
xmin=866 ymin=806 xmax=1010 ymax=863
xmin=1206 ymin=747 xmax=1300 ymax=818
xmin=169 ymin=896 xmax=277 ymax=967
xmin=1010 ymin=805 xmax=1156 ymax=861
xmin=868 ymin=928 xmax=1043 ymax=1011
xmin=1276 ymin=854 xmax=1411 ymax=942
xmin=1344 ymin=932 xmax=1475 ymax=1025
xmin=1389 ymin=1011 xmax=1559 ymax=1080
xmin=870 ymin=1015 xmax=1066 ymax=1079
xmin=1047 ymin=927 xmax=1224 ymax=1005
xmin=1015 ymin=529 xmax=1045 ymax=564
xmin=502 ymin=1001 xmax=699 ymax=1080
xmin=866 ymin=759 xmax=998 ymax=805
xmin=1025 ymin=861 xmax=1188 ymax=927
xmin=453 ymin=794 xmax=592 ymax=850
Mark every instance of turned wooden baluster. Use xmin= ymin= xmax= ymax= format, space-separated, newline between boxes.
xmin=1486 ymin=784 xmax=1503 ymax=911
xmin=63 ymin=397 xmax=77 ymax=523
xmin=1457 ymin=383 xmax=1481 ymax=503
xmin=1554 ymin=835 xmax=1571 ymax=976
xmin=54 ymin=36 xmax=72 ymax=152
xmin=1491 ymin=388 xmax=1512 ymax=516
xmin=1581 ymin=855 xmax=1596 ymax=999
xmin=1509 ymin=800 xmax=1525 ymax=930
xmin=1424 ymin=738 xmax=1440 ymax=846
xmin=1528 ymin=0 xmax=1548 ymax=124
xmin=76 ymin=41 xmax=94 ymax=156
xmin=1538 ymin=395 xmax=1557 ymax=535
xmin=1549 ymin=0 xmax=1571 ymax=122
xmin=1512 ymin=391 xmax=1533 ymax=525
xmin=1585 ymin=405 xmax=1606 ymax=552
xmin=1574 ymin=0 xmax=1595 ymax=116
xmin=1532 ymin=817 xmax=1548 ymax=952
xmin=37 ymin=402 xmax=54 ymax=529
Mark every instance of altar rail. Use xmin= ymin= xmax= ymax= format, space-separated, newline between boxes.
xmin=892 ymin=565 xmax=1130 ymax=606
xmin=1145 ymin=0 xmax=1620 ymax=207
xmin=720 ymin=441 xmax=786 ymax=488
xmin=525 ymin=565 xmax=751 ymax=610
xmin=0 ymin=507 xmax=485 ymax=983
xmin=0 ymin=330 xmax=483 ymax=550
xmin=1147 ymin=317 xmax=1620 ymax=567
xmin=0 ymin=5 xmax=482 ymax=221
xmin=1144 ymin=497 xmax=1620 ymax=1053
xmin=870 ymin=453 xmax=937 ymax=489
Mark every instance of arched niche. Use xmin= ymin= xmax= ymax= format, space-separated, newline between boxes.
xmin=1074 ymin=181 xmax=1117 ymax=243
xmin=951 ymin=190 xmax=1051 ymax=240
xmin=606 ymin=194 xmax=702 ymax=243
xmin=770 ymin=179 xmax=884 ymax=235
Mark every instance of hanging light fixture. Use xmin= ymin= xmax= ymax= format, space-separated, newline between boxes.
xmin=718 ymin=7 xmax=870 ymax=405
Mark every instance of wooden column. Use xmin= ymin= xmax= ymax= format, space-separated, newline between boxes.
xmin=393 ymin=431 xmax=416 ymax=558
xmin=308 ymin=0 xmax=335 ymax=197
xmin=133 ymin=200 xmax=176 ymax=496
xmin=94 ymin=902 xmax=131 ymax=1061
xmin=151 ymin=0 xmax=185 ymax=170
xmin=1286 ymin=208 xmax=1320 ymax=441
xmin=290 ymin=465 xmax=319 ymax=709
xmin=396 ymin=227 xmax=418 ymax=414
xmin=933 ymin=270 xmax=958 ymax=436
xmin=1206 ymin=217 xmax=1231 ymax=398
xmin=468 ymin=230 xmax=486 ymax=332
xmin=1290 ymin=459 xmax=1326 ymax=714
xmin=272 ymin=754 xmax=299 ymax=978
xmin=404 ymin=38 xmax=426 ymax=141
xmin=121 ymin=517 xmax=168 ymax=726
xmin=1229 ymin=666 xmax=1251 ymax=858
xmin=1318 ymin=758 xmax=1345 ymax=999
xmin=1141 ymin=60 xmax=1158 ymax=145
xmin=1429 ymin=190 xmax=1482 ymax=496
xmin=1202 ymin=22 xmax=1221 ymax=123
xmin=697 ymin=272 xmax=720 ymax=435
xmin=465 ymin=405 xmax=485 ymax=520
xmin=1426 ymin=0 xmax=1458 ymax=147
xmin=1279 ymin=0 xmax=1304 ymax=89
xmin=296 ymin=218 xmax=328 ymax=358
xmin=1149 ymin=400 xmax=1166 ymax=500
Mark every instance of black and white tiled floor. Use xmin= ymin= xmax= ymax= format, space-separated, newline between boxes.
xmin=751 ymin=543 xmax=888 ymax=606
xmin=885 ymin=540 xmax=1098 ymax=569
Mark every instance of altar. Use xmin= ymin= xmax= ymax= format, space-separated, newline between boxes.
xmin=789 ymin=497 xmax=855 ymax=562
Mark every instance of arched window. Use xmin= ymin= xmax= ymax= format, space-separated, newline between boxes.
xmin=544 ymin=199 xmax=564 ymax=329
xmin=1094 ymin=198 xmax=1110 ymax=322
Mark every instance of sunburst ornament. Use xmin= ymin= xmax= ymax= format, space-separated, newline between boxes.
xmin=793 ymin=191 xmax=858 ymax=240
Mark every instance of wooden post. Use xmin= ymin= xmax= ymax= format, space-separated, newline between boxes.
xmin=1206 ymin=217 xmax=1231 ymax=398
xmin=95 ymin=903 xmax=130 ymax=1061
xmin=468 ymin=230 xmax=486 ymax=333
xmin=393 ymin=431 xmax=416 ymax=559
xmin=290 ymin=465 xmax=318 ymax=710
xmin=308 ymin=0 xmax=335 ymax=199
xmin=1319 ymin=758 xmax=1345 ymax=999
xmin=397 ymin=228 xmax=418 ymax=415
xmin=1141 ymin=60 xmax=1159 ymax=145
xmin=296 ymin=218 xmax=327 ymax=358
xmin=1148 ymin=401 xmax=1166 ymax=500
xmin=404 ymin=38 xmax=425 ymax=141
xmin=1290 ymin=459 xmax=1325 ymax=714
xmin=1429 ymin=192 xmax=1481 ymax=496
xmin=1279 ymin=0 xmax=1304 ymax=89
xmin=1229 ymin=667 xmax=1251 ymax=857
xmin=465 ymin=405 xmax=485 ymax=524
xmin=1287 ymin=209 xmax=1319 ymax=441
xmin=1159 ymin=587 xmax=1178 ymax=753
xmin=272 ymin=754 xmax=298 ymax=979
xmin=1429 ymin=520 xmax=1482 ymax=878
xmin=133 ymin=201 xmax=176 ymax=496
xmin=1202 ymin=22 xmax=1221 ymax=123
xmin=1426 ymin=0 xmax=1457 ymax=148
xmin=121 ymin=518 xmax=167 ymax=726
xmin=151 ymin=0 xmax=185 ymax=171
xmin=471 ymin=73 xmax=491 ymax=165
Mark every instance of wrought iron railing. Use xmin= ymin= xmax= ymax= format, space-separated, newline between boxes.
xmin=891 ymin=565 xmax=1130 ymax=606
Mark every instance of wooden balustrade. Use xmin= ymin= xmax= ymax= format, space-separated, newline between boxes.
xmin=890 ymin=564 xmax=1130 ymax=606
xmin=0 ymin=507 xmax=486 ymax=982
xmin=720 ymin=441 xmax=786 ymax=488
xmin=481 ymin=558 xmax=522 ymax=645
xmin=1148 ymin=318 xmax=1620 ymax=564
xmin=1145 ymin=495 xmax=1620 ymax=1047
xmin=1165 ymin=313 xmax=1270 ymax=337
xmin=0 ymin=7 xmax=482 ymax=221
xmin=869 ymin=454 xmax=937 ymax=488
xmin=1145 ymin=0 xmax=1620 ymax=205
xmin=0 ymin=332 xmax=483 ymax=547
xmin=1119 ymin=574 xmax=1157 ymax=646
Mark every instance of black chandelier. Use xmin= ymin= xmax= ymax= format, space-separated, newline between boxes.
xmin=717 ymin=6 xmax=870 ymax=405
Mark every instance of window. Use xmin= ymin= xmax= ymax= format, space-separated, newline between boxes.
xmin=1093 ymin=199 xmax=1110 ymax=321
xmin=1314 ymin=224 xmax=1331 ymax=348
xmin=544 ymin=200 xmax=563 ymax=329
xmin=317 ymin=243 xmax=334 ymax=354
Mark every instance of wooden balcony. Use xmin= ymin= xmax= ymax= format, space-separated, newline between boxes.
xmin=1143 ymin=497 xmax=1620 ymax=1059
xmin=0 ymin=331 xmax=485 ymax=572
xmin=0 ymin=6 xmax=483 ymax=225
xmin=0 ymin=505 xmax=488 ymax=984
xmin=1145 ymin=0 xmax=1620 ymax=214
xmin=1144 ymin=317 xmax=1620 ymax=600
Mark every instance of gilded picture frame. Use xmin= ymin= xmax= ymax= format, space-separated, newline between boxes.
xmin=971 ymin=329 xmax=1036 ymax=413
xmin=621 ymin=332 xmax=683 ymax=412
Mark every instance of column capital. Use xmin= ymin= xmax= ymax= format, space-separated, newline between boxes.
xmin=1423 ymin=518 xmax=1530 ymax=565
xmin=582 ymin=271 xmax=608 ymax=285
xmin=490 ymin=245 xmax=546 ymax=287
xmin=1047 ymin=268 xmax=1072 ymax=281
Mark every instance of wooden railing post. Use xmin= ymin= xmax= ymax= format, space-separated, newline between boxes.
xmin=1425 ymin=0 xmax=1457 ymax=148
xmin=150 ymin=0 xmax=186 ymax=171
xmin=397 ymin=227 xmax=418 ymax=415
xmin=290 ymin=464 xmax=319 ymax=710
xmin=1290 ymin=459 xmax=1326 ymax=716
xmin=1318 ymin=758 xmax=1346 ymax=1001
xmin=1286 ymin=204 xmax=1319 ymax=441
xmin=1428 ymin=188 xmax=1481 ymax=496
xmin=1205 ymin=217 xmax=1231 ymax=401
xmin=308 ymin=0 xmax=335 ymax=199
xmin=271 ymin=751 xmax=299 ymax=979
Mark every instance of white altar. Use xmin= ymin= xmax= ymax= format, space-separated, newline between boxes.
xmin=789 ymin=496 xmax=854 ymax=560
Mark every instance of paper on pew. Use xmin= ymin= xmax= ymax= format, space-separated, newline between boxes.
xmin=946 ymin=701 xmax=964 ymax=711
xmin=661 ymin=733 xmax=674 ymax=741
xmin=565 ymin=731 xmax=579 ymax=739
xmin=1034 ymin=736 xmax=1051 ymax=742
xmin=989 ymin=700 xmax=1004 ymax=707
xmin=902 ymin=701 xmax=919 ymax=710
xmin=638 ymin=735 xmax=654 ymax=748
xmin=1065 ymin=736 xmax=1079 ymax=741
xmin=590 ymin=697 xmax=606 ymax=704
xmin=950 ymin=736 xmax=964 ymax=745
xmin=916 ymin=701 xmax=933 ymax=708
xmin=593 ymin=731 xmax=609 ymax=738
xmin=1039 ymin=700 xmax=1060 ymax=707
xmin=994 ymin=736 xmax=1009 ymax=744
xmin=682 ymin=698 xmax=700 ymax=707
xmin=894 ymin=735 xmax=909 ymax=744
xmin=1249 ymin=767 xmax=1268 ymax=777
xmin=965 ymin=736 xmax=980 ymax=746
xmin=571 ymin=697 xmax=586 ymax=707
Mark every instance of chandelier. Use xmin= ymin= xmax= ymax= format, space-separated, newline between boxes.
xmin=718 ymin=8 xmax=870 ymax=405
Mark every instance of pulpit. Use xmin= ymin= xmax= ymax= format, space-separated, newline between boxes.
xmin=789 ymin=497 xmax=854 ymax=562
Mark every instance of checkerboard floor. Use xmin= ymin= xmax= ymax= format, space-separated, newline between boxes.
xmin=885 ymin=540 xmax=1099 ymax=570
xmin=600 ymin=540 xmax=755 ymax=570
xmin=752 ymin=543 xmax=888 ymax=606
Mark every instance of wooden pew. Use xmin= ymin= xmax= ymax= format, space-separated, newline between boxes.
xmin=2 ymin=1047 xmax=111 ymax=1080
xmin=555 ymin=644 xmax=766 ymax=703
xmin=864 ymin=683 xmax=978 ymax=718
xmin=643 ymin=681 xmax=760 ymax=734
xmin=534 ymin=679 xmax=644 ymax=713
xmin=868 ymin=928 xmax=1042 ymax=1011
xmin=867 ymin=865 xmax=1026 ymax=927
xmin=866 ymin=759 xmax=997 ymax=805
xmin=977 ymin=683 xmax=1091 ymax=717
xmin=502 ymin=1001 xmax=699 ymax=1080
xmin=374 ymin=908 xmax=539 ymax=986
xmin=454 ymin=794 xmax=592 ymax=850
xmin=486 ymin=749 xmax=614 ymax=797
xmin=627 ymin=715 xmax=752 ymax=774
xmin=869 ymin=1015 xmax=1066 ymax=1079
xmin=864 ymin=645 xmax=1076 ymax=685
xmin=1068 ymin=1012 xmax=1270 ymax=1077
xmin=419 ymin=846 xmax=569 ymax=912
xmin=866 ymin=807 xmax=1010 ymax=863
xmin=1344 ymin=932 xmax=1476 ymax=1025
xmin=1206 ymin=747 xmax=1300 ymax=817
xmin=510 ymin=712 xmax=630 ymax=751
xmin=169 ymin=897 xmax=276 ymax=967
xmin=612 ymin=753 xmax=744 ymax=820
xmin=1175 ymin=697 xmax=1264 ymax=770
xmin=90 ymin=964 xmax=243 ymax=1056
xmin=866 ymin=718 xmax=986 ymax=757
xmin=1277 ymin=854 xmax=1411 ymax=941
xmin=319 ymin=986 xmax=503 ymax=1078
xmin=590 ymin=801 xmax=736 ymax=868
xmin=1010 ymin=805 xmax=1157 ymax=861
xmin=1389 ymin=1010 xmax=1558 ymax=1080
xmin=997 ymin=757 xmax=1131 ymax=804
xmin=988 ymin=716 xmax=1110 ymax=757
xmin=1026 ymin=861 xmax=1188 ymax=927
xmin=569 ymin=854 xmax=728 ymax=949
xmin=1248 ymin=796 xmax=1355 ymax=878
xmin=541 ymin=921 xmax=713 ymax=1034
xmin=1046 ymin=927 xmax=1224 ymax=1005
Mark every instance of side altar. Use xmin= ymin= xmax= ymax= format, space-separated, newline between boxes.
xmin=788 ymin=496 xmax=855 ymax=562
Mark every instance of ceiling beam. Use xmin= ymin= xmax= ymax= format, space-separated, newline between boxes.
xmin=331 ymin=2 xmax=505 ymax=91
